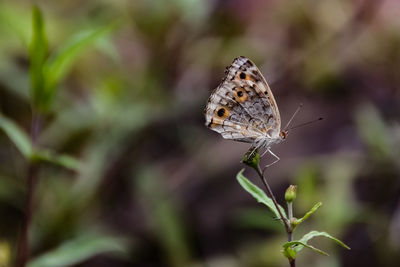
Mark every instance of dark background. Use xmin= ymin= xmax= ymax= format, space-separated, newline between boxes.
xmin=0 ymin=0 xmax=399 ymax=266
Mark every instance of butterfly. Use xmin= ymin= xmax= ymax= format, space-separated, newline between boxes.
xmin=204 ymin=56 xmax=287 ymax=167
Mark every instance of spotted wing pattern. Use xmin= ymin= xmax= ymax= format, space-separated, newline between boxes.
xmin=204 ymin=56 xmax=281 ymax=143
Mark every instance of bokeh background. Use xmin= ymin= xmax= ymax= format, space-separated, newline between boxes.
xmin=0 ymin=0 xmax=399 ymax=266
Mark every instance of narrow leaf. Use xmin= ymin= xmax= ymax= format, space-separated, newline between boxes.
xmin=43 ymin=21 xmax=119 ymax=94
xmin=0 ymin=3 xmax=31 ymax=46
xmin=236 ymin=169 xmax=287 ymax=220
xmin=283 ymin=241 xmax=329 ymax=256
xmin=33 ymin=149 xmax=81 ymax=171
xmin=29 ymin=5 xmax=48 ymax=110
xmin=0 ymin=114 xmax=80 ymax=170
xmin=298 ymin=231 xmax=350 ymax=250
xmin=0 ymin=113 xmax=32 ymax=158
xmin=284 ymin=230 xmax=350 ymax=258
xmin=296 ymin=202 xmax=322 ymax=225
xmin=27 ymin=233 xmax=127 ymax=267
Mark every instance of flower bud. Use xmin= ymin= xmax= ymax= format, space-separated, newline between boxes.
xmin=285 ymin=185 xmax=297 ymax=203
xmin=241 ymin=148 xmax=260 ymax=170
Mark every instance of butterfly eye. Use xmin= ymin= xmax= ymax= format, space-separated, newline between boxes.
xmin=239 ymin=72 xmax=246 ymax=79
xmin=279 ymin=131 xmax=288 ymax=139
xmin=216 ymin=107 xmax=229 ymax=118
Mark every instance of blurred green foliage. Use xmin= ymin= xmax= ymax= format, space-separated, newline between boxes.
xmin=0 ymin=0 xmax=399 ymax=267
xmin=27 ymin=233 xmax=127 ymax=267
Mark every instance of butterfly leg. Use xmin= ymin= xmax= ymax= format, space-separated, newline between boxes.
xmin=248 ymin=145 xmax=259 ymax=158
xmin=248 ymin=138 xmax=265 ymax=157
xmin=262 ymin=149 xmax=280 ymax=174
xmin=260 ymin=148 xmax=270 ymax=157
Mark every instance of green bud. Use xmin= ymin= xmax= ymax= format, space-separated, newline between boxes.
xmin=283 ymin=246 xmax=296 ymax=260
xmin=285 ymin=185 xmax=297 ymax=203
xmin=241 ymin=148 xmax=260 ymax=170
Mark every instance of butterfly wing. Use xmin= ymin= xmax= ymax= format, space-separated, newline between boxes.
xmin=204 ymin=56 xmax=281 ymax=143
xmin=204 ymin=78 xmax=263 ymax=142
xmin=230 ymin=56 xmax=281 ymax=135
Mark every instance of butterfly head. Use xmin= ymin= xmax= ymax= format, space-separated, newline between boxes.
xmin=279 ymin=130 xmax=288 ymax=140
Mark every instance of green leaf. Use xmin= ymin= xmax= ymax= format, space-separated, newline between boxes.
xmin=283 ymin=230 xmax=350 ymax=257
xmin=33 ymin=149 xmax=81 ymax=171
xmin=29 ymin=5 xmax=48 ymax=111
xmin=298 ymin=231 xmax=350 ymax=250
xmin=295 ymin=202 xmax=322 ymax=225
xmin=27 ymin=233 xmax=127 ymax=267
xmin=28 ymin=6 xmax=119 ymax=112
xmin=283 ymin=240 xmax=329 ymax=256
xmin=0 ymin=114 xmax=80 ymax=170
xmin=236 ymin=169 xmax=287 ymax=220
xmin=42 ymin=21 xmax=119 ymax=102
xmin=0 ymin=3 xmax=31 ymax=47
xmin=0 ymin=113 xmax=32 ymax=158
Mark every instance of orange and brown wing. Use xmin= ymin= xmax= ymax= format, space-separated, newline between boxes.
xmin=204 ymin=56 xmax=281 ymax=141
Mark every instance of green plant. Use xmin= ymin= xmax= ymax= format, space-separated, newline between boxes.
xmin=237 ymin=149 xmax=350 ymax=267
xmin=0 ymin=5 xmax=122 ymax=267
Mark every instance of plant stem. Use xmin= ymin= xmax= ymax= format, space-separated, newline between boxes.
xmin=287 ymin=202 xmax=295 ymax=267
xmin=244 ymin=152 xmax=296 ymax=267
xmin=255 ymin=165 xmax=291 ymax=234
xmin=254 ymin=164 xmax=295 ymax=267
xmin=288 ymin=202 xmax=293 ymax=223
xmin=287 ymin=202 xmax=293 ymax=242
xmin=16 ymin=112 xmax=41 ymax=267
xmin=17 ymin=165 xmax=38 ymax=267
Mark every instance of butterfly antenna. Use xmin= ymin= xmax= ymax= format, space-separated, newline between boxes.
xmin=288 ymin=117 xmax=324 ymax=131
xmin=284 ymin=103 xmax=303 ymax=131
